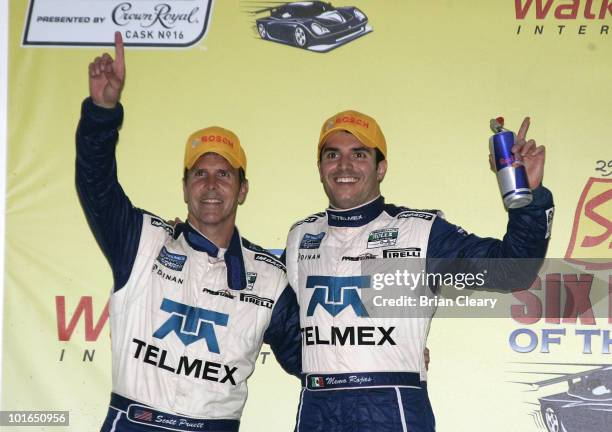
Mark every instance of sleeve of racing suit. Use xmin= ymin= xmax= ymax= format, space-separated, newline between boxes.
xmin=263 ymin=285 xmax=302 ymax=378
xmin=426 ymin=186 xmax=554 ymax=290
xmin=75 ymin=97 xmax=143 ymax=292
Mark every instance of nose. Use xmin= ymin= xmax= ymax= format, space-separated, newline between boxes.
xmin=337 ymin=153 xmax=353 ymax=171
xmin=204 ymin=176 xmax=218 ymax=190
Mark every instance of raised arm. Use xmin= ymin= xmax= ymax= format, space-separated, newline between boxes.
xmin=76 ymin=32 xmax=143 ymax=292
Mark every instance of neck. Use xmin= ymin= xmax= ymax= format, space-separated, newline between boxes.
xmin=329 ymin=194 xmax=381 ymax=211
xmin=326 ymin=195 xmax=385 ymax=227
xmin=188 ymin=219 xmax=235 ymax=249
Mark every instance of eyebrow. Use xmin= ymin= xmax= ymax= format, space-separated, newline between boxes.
xmin=322 ymin=146 xmax=371 ymax=153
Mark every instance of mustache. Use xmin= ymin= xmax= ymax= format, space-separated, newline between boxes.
xmin=331 ymin=171 xmax=360 ymax=177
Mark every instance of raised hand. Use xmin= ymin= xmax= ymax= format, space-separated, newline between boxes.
xmin=513 ymin=117 xmax=545 ymax=189
xmin=88 ymin=32 xmax=125 ymax=109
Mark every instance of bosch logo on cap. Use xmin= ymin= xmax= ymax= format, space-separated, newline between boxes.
xmin=201 ymin=135 xmax=234 ymax=147
xmin=335 ymin=116 xmax=369 ymax=129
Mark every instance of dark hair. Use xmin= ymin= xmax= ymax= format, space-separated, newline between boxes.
xmin=374 ymin=148 xmax=385 ymax=164
xmin=183 ymin=167 xmax=246 ymax=184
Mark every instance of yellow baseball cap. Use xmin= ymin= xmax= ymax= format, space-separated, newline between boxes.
xmin=184 ymin=126 xmax=247 ymax=174
xmin=318 ymin=110 xmax=387 ymax=159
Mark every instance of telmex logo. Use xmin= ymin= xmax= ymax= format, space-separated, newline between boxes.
xmin=565 ymin=177 xmax=612 ymax=270
xmin=515 ymin=0 xmax=612 ymax=19
xmin=306 ymin=275 xmax=370 ymax=317
xmin=201 ymin=135 xmax=234 ymax=148
xmin=153 ymin=298 xmax=229 ymax=353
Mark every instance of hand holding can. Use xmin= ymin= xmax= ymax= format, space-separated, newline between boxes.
xmin=489 ymin=116 xmax=534 ymax=209
xmin=513 ymin=117 xmax=546 ymax=190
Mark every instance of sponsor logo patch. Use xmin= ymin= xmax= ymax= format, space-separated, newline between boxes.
xmin=300 ymin=232 xmax=326 ymax=249
xmin=153 ymin=298 xmax=228 ymax=353
xmin=202 ymin=288 xmax=235 ymax=299
xmin=366 ymin=228 xmax=398 ymax=249
xmin=299 ymin=253 xmax=321 ymax=261
xmin=152 ymin=263 xmax=184 ymax=285
xmin=291 ymin=213 xmax=325 ymax=230
xmin=156 ymin=246 xmax=187 ymax=271
xmin=329 ymin=213 xmax=363 ymax=223
xmin=246 ymin=272 xmax=258 ymax=290
xmin=254 ymin=253 xmax=285 ymax=270
xmin=383 ymin=248 xmax=421 ymax=258
xmin=150 ymin=217 xmax=174 ymax=235
xmin=239 ymin=293 xmax=274 ymax=309
xmin=398 ymin=211 xmax=434 ymax=221
xmin=306 ymin=275 xmax=370 ymax=317
xmin=341 ymin=253 xmax=377 ymax=261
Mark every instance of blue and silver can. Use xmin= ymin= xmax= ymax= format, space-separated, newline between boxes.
xmin=489 ymin=117 xmax=532 ymax=209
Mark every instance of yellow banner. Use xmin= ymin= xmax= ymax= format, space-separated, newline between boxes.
xmin=3 ymin=1 xmax=611 ymax=431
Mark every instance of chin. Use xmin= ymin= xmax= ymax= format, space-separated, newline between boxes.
xmin=331 ymin=196 xmax=358 ymax=210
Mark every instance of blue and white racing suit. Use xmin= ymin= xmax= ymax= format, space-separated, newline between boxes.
xmin=285 ymin=191 xmax=554 ymax=432
xmin=76 ymin=98 xmax=301 ymax=432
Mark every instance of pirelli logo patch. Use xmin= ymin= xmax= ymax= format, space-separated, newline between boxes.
xmin=239 ymin=293 xmax=274 ymax=309
xmin=383 ymin=248 xmax=421 ymax=258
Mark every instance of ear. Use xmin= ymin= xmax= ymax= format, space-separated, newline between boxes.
xmin=318 ymin=160 xmax=324 ymax=183
xmin=376 ymin=159 xmax=388 ymax=182
xmin=238 ymin=178 xmax=249 ymax=205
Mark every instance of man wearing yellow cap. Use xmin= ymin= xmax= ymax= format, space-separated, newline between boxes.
xmin=76 ymin=32 xmax=300 ymax=432
xmin=285 ymin=110 xmax=554 ymax=431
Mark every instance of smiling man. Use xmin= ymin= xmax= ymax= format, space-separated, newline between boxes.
xmin=76 ymin=33 xmax=300 ymax=432
xmin=285 ymin=110 xmax=554 ymax=431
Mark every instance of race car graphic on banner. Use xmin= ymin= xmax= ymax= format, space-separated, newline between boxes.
xmin=512 ymin=365 xmax=612 ymax=432
xmin=250 ymin=1 xmax=372 ymax=52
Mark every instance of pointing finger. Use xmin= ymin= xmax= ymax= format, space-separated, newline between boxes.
xmin=114 ymin=31 xmax=125 ymax=73
xmin=517 ymin=117 xmax=530 ymax=141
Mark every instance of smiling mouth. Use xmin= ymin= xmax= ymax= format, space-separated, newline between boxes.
xmin=334 ymin=176 xmax=359 ymax=184
xmin=201 ymin=198 xmax=222 ymax=204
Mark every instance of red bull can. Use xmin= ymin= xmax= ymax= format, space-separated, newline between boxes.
xmin=489 ymin=117 xmax=533 ymax=209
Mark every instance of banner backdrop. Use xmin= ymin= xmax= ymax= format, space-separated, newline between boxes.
xmin=3 ymin=1 xmax=612 ymax=431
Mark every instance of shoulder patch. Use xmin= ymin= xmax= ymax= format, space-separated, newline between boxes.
xmin=290 ymin=212 xmax=326 ymax=231
xmin=254 ymin=253 xmax=286 ymax=271
xmin=397 ymin=211 xmax=437 ymax=221
xmin=384 ymin=204 xmax=441 ymax=221
xmin=242 ymin=238 xmax=286 ymax=271
xmin=148 ymin=215 xmax=174 ymax=236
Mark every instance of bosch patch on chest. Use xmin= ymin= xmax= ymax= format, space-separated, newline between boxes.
xmin=300 ymin=232 xmax=326 ymax=249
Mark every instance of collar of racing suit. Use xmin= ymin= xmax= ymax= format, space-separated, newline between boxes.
xmin=174 ymin=222 xmax=247 ymax=290
xmin=326 ymin=195 xmax=385 ymax=227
